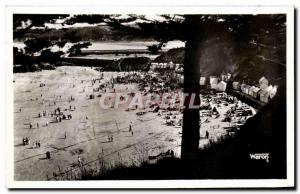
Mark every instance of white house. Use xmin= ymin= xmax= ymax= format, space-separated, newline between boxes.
xmin=259 ymin=89 xmax=269 ymax=103
xmin=200 ymin=77 xmax=206 ymax=86
xmin=252 ymin=87 xmax=260 ymax=98
xmin=217 ymin=81 xmax=227 ymax=92
xmin=232 ymin=81 xmax=240 ymax=90
xmin=259 ymin=76 xmax=269 ymax=90
xmin=221 ymin=74 xmax=227 ymax=81
xmin=227 ymin=73 xmax=232 ymax=81
xmin=245 ymin=85 xmax=251 ymax=95
xmin=209 ymin=76 xmax=218 ymax=90
xmin=269 ymin=85 xmax=278 ymax=99
xmin=241 ymin=84 xmax=251 ymax=95
xmin=249 ymin=86 xmax=256 ymax=97
xmin=210 ymin=76 xmax=218 ymax=85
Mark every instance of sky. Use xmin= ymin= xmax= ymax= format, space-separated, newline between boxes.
xmin=19 ymin=14 xmax=183 ymax=30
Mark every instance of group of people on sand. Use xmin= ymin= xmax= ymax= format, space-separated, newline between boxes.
xmin=22 ymin=137 xmax=30 ymax=145
xmin=106 ymin=122 xmax=134 ymax=143
xmin=32 ymin=140 xmax=41 ymax=149
xmin=107 ymin=135 xmax=114 ymax=142
xmin=66 ymin=95 xmax=76 ymax=103
xmin=38 ymin=110 xmax=48 ymax=118
xmin=29 ymin=122 xmax=42 ymax=129
xmin=22 ymin=136 xmax=41 ymax=148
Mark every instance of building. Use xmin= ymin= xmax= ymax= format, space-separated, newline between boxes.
xmin=259 ymin=76 xmax=269 ymax=90
xmin=227 ymin=73 xmax=232 ymax=81
xmin=217 ymin=81 xmax=227 ymax=92
xmin=220 ymin=73 xmax=232 ymax=82
xmin=241 ymin=84 xmax=251 ymax=95
xmin=210 ymin=76 xmax=219 ymax=90
xmin=259 ymin=89 xmax=269 ymax=103
xmin=210 ymin=76 xmax=218 ymax=84
xmin=221 ymin=74 xmax=227 ymax=81
xmin=232 ymin=81 xmax=240 ymax=90
xmin=240 ymin=83 xmax=246 ymax=93
xmin=249 ymin=86 xmax=256 ymax=97
xmin=269 ymin=85 xmax=278 ymax=99
xmin=245 ymin=85 xmax=251 ymax=95
xmin=200 ymin=77 xmax=206 ymax=86
xmin=252 ymin=87 xmax=260 ymax=99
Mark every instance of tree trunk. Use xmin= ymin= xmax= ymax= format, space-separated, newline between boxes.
xmin=181 ymin=15 xmax=202 ymax=160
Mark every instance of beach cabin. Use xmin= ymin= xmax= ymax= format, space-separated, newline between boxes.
xmin=252 ymin=87 xmax=260 ymax=99
xmin=248 ymin=86 xmax=254 ymax=96
xmin=232 ymin=81 xmax=240 ymax=90
xmin=217 ymin=81 xmax=227 ymax=92
xmin=209 ymin=76 xmax=218 ymax=89
xmin=259 ymin=89 xmax=270 ymax=103
xmin=210 ymin=76 xmax=218 ymax=85
xmin=200 ymin=77 xmax=206 ymax=86
xmin=227 ymin=73 xmax=232 ymax=81
xmin=270 ymin=85 xmax=278 ymax=99
xmin=240 ymin=83 xmax=246 ymax=93
xmin=259 ymin=76 xmax=269 ymax=90
xmin=241 ymin=84 xmax=251 ymax=95
xmin=245 ymin=85 xmax=251 ymax=95
xmin=221 ymin=74 xmax=227 ymax=81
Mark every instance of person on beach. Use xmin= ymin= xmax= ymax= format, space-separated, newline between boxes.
xmin=46 ymin=151 xmax=51 ymax=159
xmin=129 ymin=122 xmax=132 ymax=133
xmin=205 ymin=131 xmax=210 ymax=139
xmin=78 ymin=156 xmax=83 ymax=166
xmin=37 ymin=140 xmax=41 ymax=148
xmin=129 ymin=122 xmax=134 ymax=136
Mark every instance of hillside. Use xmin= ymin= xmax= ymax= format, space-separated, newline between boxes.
xmin=14 ymin=26 xmax=155 ymax=42
xmin=154 ymin=39 xmax=286 ymax=85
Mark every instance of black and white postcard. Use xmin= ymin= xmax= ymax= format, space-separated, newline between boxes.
xmin=5 ymin=6 xmax=295 ymax=189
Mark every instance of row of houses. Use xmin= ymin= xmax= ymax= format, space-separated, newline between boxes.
xmin=200 ymin=76 xmax=228 ymax=92
xmin=232 ymin=77 xmax=277 ymax=103
xmin=200 ymin=75 xmax=278 ymax=103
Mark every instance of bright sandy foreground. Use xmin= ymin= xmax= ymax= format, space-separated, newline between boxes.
xmin=14 ymin=66 xmax=183 ymax=180
xmin=14 ymin=66 xmax=251 ymax=180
